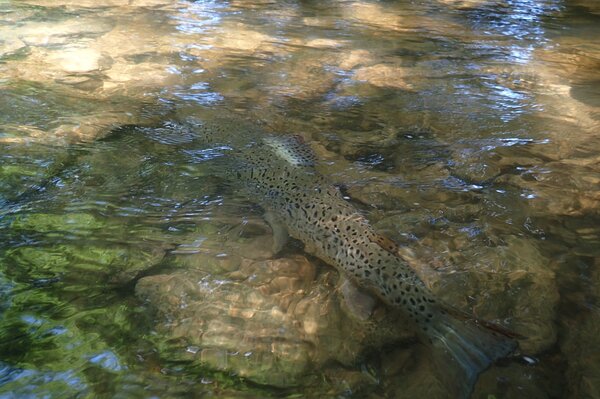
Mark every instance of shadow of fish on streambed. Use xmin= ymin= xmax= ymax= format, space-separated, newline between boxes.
xmin=161 ymin=115 xmax=524 ymax=397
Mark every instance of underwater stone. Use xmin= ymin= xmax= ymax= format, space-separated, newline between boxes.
xmin=17 ymin=19 xmax=113 ymax=46
xmin=561 ymin=257 xmax=600 ymax=398
xmin=354 ymin=64 xmax=415 ymax=90
xmin=343 ymin=3 xmax=406 ymax=32
xmin=433 ymin=235 xmax=558 ymax=354
xmin=304 ymin=38 xmax=344 ymax=49
xmin=7 ymin=212 xmax=167 ymax=284
xmin=136 ymin=255 xmax=412 ymax=388
xmin=211 ymin=26 xmax=271 ymax=52
xmin=338 ymin=49 xmax=374 ymax=70
xmin=103 ymin=61 xmax=178 ymax=94
xmin=47 ymin=47 xmax=104 ymax=73
xmin=0 ymin=35 xmax=27 ymax=58
xmin=472 ymin=360 xmax=563 ymax=398
xmin=20 ymin=0 xmax=130 ymax=7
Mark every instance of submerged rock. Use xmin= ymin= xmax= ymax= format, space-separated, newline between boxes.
xmin=354 ymin=64 xmax=415 ymax=90
xmin=0 ymin=35 xmax=27 ymax=58
xmin=495 ymin=163 xmax=600 ymax=218
xmin=379 ymin=344 xmax=447 ymax=398
xmin=6 ymin=212 xmax=168 ymax=284
xmin=304 ymin=38 xmax=345 ymax=49
xmin=46 ymin=47 xmax=108 ymax=73
xmin=472 ymin=358 xmax=564 ymax=399
xmin=0 ymin=135 xmax=72 ymax=202
xmin=427 ymin=235 xmax=558 ymax=354
xmin=20 ymin=0 xmax=131 ymax=7
xmin=136 ymin=253 xmax=413 ymax=388
xmin=211 ymin=25 xmax=272 ymax=52
xmin=103 ymin=61 xmax=178 ymax=93
xmin=338 ymin=49 xmax=374 ymax=70
xmin=362 ymin=190 xmax=558 ymax=355
xmin=17 ymin=18 xmax=114 ymax=47
xmin=172 ymin=220 xmax=278 ymax=275
xmin=91 ymin=18 xmax=179 ymax=60
xmin=436 ymin=0 xmax=495 ymax=9
xmin=344 ymin=3 xmax=407 ymax=32
xmin=561 ymin=257 xmax=600 ymax=398
xmin=567 ymin=0 xmax=600 ymax=14
xmin=302 ymin=16 xmax=336 ymax=28
xmin=4 ymin=46 xmax=110 ymax=89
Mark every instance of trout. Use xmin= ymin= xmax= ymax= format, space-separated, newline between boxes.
xmin=188 ymin=116 xmax=518 ymax=395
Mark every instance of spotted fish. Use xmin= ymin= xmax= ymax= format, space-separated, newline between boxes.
xmin=190 ymin=117 xmax=519 ymax=395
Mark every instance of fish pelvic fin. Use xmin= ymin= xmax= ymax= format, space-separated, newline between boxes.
xmin=264 ymin=210 xmax=289 ymax=255
xmin=426 ymin=305 xmax=519 ymax=397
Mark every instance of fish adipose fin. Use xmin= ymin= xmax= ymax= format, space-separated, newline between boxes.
xmin=263 ymin=135 xmax=317 ymax=167
xmin=427 ymin=305 xmax=520 ymax=398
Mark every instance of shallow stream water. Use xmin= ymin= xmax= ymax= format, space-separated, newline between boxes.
xmin=1 ymin=0 xmax=599 ymax=398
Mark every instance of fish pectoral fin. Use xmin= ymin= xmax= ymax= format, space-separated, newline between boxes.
xmin=264 ymin=211 xmax=289 ymax=255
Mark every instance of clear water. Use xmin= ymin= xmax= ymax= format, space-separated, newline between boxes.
xmin=1 ymin=0 xmax=599 ymax=397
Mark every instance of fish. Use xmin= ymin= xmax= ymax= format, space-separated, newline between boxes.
xmin=187 ymin=115 xmax=519 ymax=396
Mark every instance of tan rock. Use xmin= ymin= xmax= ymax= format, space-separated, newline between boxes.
xmin=3 ymin=46 xmax=111 ymax=90
xmin=264 ymin=56 xmax=337 ymax=100
xmin=47 ymin=47 xmax=104 ymax=73
xmin=53 ymin=112 xmax=138 ymax=142
xmin=0 ymin=35 xmax=27 ymax=57
xmin=436 ymin=0 xmax=496 ymax=9
xmin=344 ymin=2 xmax=407 ymax=32
xmin=103 ymin=61 xmax=177 ymax=93
xmin=338 ymin=49 xmax=373 ymax=70
xmin=354 ymin=64 xmax=414 ymax=90
xmin=17 ymin=19 xmax=113 ymax=46
xmin=212 ymin=26 xmax=271 ymax=52
xmin=130 ymin=0 xmax=176 ymax=6
xmin=304 ymin=38 xmax=344 ymax=49
xmin=20 ymin=0 xmax=130 ymax=8
xmin=0 ymin=124 xmax=66 ymax=145
xmin=92 ymin=18 xmax=180 ymax=59
xmin=136 ymin=254 xmax=412 ymax=387
xmin=302 ymin=17 xmax=335 ymax=28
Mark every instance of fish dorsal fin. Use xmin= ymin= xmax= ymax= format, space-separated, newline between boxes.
xmin=263 ymin=135 xmax=317 ymax=167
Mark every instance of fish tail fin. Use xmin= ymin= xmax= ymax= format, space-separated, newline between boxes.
xmin=426 ymin=306 xmax=519 ymax=397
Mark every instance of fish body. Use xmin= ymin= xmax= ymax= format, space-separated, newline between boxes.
xmin=234 ymin=136 xmax=436 ymax=321
xmin=191 ymin=117 xmax=518 ymax=395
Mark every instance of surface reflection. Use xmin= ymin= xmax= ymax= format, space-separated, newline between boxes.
xmin=0 ymin=0 xmax=599 ymax=398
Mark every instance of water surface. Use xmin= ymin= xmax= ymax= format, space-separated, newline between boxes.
xmin=1 ymin=0 xmax=599 ymax=397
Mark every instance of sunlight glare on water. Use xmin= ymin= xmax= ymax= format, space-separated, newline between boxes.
xmin=0 ymin=0 xmax=599 ymax=398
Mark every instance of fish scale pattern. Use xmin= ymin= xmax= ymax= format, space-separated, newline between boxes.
xmin=234 ymin=138 xmax=439 ymax=332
